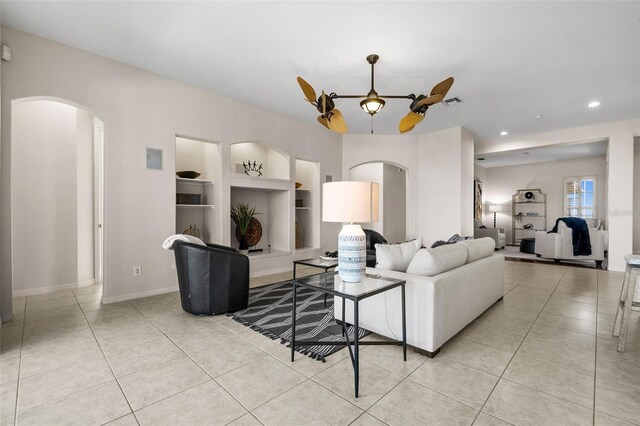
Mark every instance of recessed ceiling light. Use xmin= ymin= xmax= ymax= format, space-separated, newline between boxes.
xmin=532 ymin=114 xmax=543 ymax=119
xmin=588 ymin=101 xmax=600 ymax=108
xmin=500 ymin=131 xmax=509 ymax=136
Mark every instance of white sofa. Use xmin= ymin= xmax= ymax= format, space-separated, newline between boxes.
xmin=334 ymin=238 xmax=504 ymax=356
xmin=534 ymin=219 xmax=608 ymax=269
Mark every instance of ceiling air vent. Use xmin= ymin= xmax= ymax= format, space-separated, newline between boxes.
xmin=443 ymin=97 xmax=462 ymax=106
xmin=477 ymin=157 xmax=486 ymax=161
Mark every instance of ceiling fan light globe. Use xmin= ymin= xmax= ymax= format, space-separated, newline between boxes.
xmin=360 ymin=98 xmax=385 ymax=116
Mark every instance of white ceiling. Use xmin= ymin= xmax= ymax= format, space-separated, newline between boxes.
xmin=475 ymin=140 xmax=608 ymax=168
xmin=2 ymin=1 xmax=639 ymax=139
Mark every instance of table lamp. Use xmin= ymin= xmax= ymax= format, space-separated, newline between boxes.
xmin=322 ymin=181 xmax=379 ymax=282
xmin=488 ymin=204 xmax=502 ymax=228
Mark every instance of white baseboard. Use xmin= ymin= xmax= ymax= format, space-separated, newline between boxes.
xmin=13 ymin=281 xmax=95 ymax=297
xmin=78 ymin=279 xmax=96 ymax=288
xmin=101 ymin=285 xmax=179 ymax=304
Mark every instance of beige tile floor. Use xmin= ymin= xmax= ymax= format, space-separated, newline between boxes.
xmin=1 ymin=261 xmax=639 ymax=425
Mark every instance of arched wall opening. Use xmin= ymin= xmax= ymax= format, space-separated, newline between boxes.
xmin=349 ymin=161 xmax=408 ymax=244
xmin=10 ymin=97 xmax=105 ymax=298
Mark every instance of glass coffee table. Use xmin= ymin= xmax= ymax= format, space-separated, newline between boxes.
xmin=291 ymin=271 xmax=406 ymax=398
xmin=292 ymin=258 xmax=338 ymax=279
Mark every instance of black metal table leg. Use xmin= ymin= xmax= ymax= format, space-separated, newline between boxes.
xmin=341 ymin=295 xmax=346 ymax=337
xmin=323 ymin=272 xmax=328 ymax=307
xmin=291 ymin=282 xmax=297 ymax=362
xmin=401 ymin=284 xmax=407 ymax=361
xmin=354 ymin=299 xmax=359 ymax=398
xmin=292 ymin=263 xmax=297 ymax=280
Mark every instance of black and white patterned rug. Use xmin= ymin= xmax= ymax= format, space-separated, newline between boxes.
xmin=230 ymin=280 xmax=369 ymax=361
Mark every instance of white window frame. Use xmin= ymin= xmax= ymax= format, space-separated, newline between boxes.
xmin=563 ymin=175 xmax=597 ymax=219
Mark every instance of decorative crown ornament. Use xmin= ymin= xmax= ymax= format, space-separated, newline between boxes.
xmin=243 ymin=160 xmax=263 ymax=177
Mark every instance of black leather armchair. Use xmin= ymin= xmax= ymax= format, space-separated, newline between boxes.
xmin=363 ymin=229 xmax=387 ymax=267
xmin=172 ymin=241 xmax=250 ymax=315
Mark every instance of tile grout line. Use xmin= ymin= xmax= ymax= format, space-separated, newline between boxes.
xmin=501 ymin=271 xmax=605 ymax=410
xmin=126 ymin=302 xmax=266 ymax=425
xmin=470 ymin=266 xmax=570 ymax=424
xmin=73 ymin=291 xmax=142 ymax=426
xmin=296 ymin=264 xmax=545 ymax=425
xmin=11 ymin=294 xmax=28 ymax=426
xmin=217 ymin=279 xmax=401 ymax=422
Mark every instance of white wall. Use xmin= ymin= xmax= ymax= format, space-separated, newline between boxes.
xmin=482 ymin=156 xmax=607 ymax=243
xmin=1 ymin=27 xmax=342 ymax=305
xmin=343 ymin=134 xmax=420 ymax=242
xmin=634 ymin=137 xmax=640 ymax=253
xmin=343 ymin=127 xmax=475 ymax=247
xmin=11 ymin=100 xmax=95 ymax=295
xmin=477 ymin=119 xmax=640 ymax=271
xmin=349 ymin=163 xmax=384 ymax=234
xmin=418 ymin=127 xmax=475 ymax=245
xmin=460 ymin=128 xmax=475 ymax=236
xmin=76 ymin=108 xmax=94 ymax=285
xmin=382 ymin=164 xmax=406 ymax=244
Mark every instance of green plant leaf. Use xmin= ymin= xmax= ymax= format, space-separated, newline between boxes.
xmin=230 ymin=203 xmax=261 ymax=235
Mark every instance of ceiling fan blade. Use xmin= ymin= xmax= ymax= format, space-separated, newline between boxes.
xmin=327 ymin=109 xmax=348 ymax=134
xmin=415 ymin=93 xmax=444 ymax=108
xmin=430 ymin=77 xmax=454 ymax=99
xmin=398 ymin=112 xmax=424 ymax=134
xmin=317 ymin=115 xmax=330 ymax=129
xmin=297 ymin=76 xmax=317 ymax=104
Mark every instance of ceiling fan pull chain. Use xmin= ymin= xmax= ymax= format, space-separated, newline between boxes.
xmin=371 ymin=115 xmax=374 ymax=134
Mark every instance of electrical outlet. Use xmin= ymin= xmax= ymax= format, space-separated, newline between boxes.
xmin=133 ymin=265 xmax=142 ymax=276
xmin=171 ymin=264 xmax=176 ymax=270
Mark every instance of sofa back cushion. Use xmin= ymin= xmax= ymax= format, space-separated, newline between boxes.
xmin=375 ymin=238 xmax=422 ymax=272
xmin=406 ymin=244 xmax=468 ymax=277
xmin=460 ymin=237 xmax=495 ymax=263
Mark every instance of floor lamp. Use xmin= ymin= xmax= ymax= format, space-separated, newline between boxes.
xmin=322 ymin=181 xmax=379 ymax=283
xmin=488 ymin=204 xmax=502 ymax=228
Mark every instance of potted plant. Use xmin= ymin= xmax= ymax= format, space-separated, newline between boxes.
xmin=231 ymin=203 xmax=260 ymax=254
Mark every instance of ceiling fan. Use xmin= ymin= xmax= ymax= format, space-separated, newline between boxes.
xmin=297 ymin=54 xmax=454 ymax=134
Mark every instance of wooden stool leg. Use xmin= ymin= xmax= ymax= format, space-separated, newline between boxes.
xmin=613 ymin=267 xmax=631 ymax=337
xmin=617 ymin=268 xmax=639 ymax=352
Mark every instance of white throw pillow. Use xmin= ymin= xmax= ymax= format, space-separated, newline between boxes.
xmin=460 ymin=237 xmax=495 ymax=263
xmin=375 ymin=238 xmax=423 ymax=272
xmin=406 ymin=244 xmax=468 ymax=277
xmin=162 ymin=234 xmax=206 ymax=250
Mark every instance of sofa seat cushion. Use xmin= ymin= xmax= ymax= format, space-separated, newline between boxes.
xmin=375 ymin=238 xmax=423 ymax=272
xmin=406 ymin=244 xmax=468 ymax=277
xmin=460 ymin=237 xmax=495 ymax=263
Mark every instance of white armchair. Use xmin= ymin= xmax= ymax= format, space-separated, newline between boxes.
xmin=473 ymin=219 xmax=506 ymax=250
xmin=535 ymin=219 xmax=608 ymax=269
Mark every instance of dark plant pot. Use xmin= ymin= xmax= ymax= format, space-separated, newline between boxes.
xmin=239 ymin=234 xmax=249 ymax=251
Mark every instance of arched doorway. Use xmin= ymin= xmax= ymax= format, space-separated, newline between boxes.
xmin=349 ymin=161 xmax=408 ymax=244
xmin=11 ymin=97 xmax=105 ymax=300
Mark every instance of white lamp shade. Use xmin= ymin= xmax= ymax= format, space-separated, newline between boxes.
xmin=488 ymin=204 xmax=502 ymax=212
xmin=322 ymin=181 xmax=379 ymax=223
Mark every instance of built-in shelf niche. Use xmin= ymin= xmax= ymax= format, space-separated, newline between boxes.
xmin=230 ymin=142 xmax=290 ymax=180
xmin=175 ymin=136 xmax=220 ymax=243
xmin=295 ymin=159 xmax=320 ymax=250
xmin=229 ymin=186 xmax=291 ymax=254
